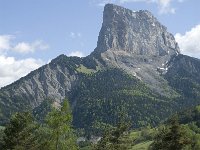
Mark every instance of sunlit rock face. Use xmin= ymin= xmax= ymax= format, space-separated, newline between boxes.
xmin=89 ymin=4 xmax=180 ymax=96
xmin=94 ymin=3 xmax=180 ymax=56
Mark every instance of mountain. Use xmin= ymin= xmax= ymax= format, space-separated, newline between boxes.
xmin=0 ymin=56 xmax=82 ymax=124
xmin=88 ymin=4 xmax=180 ymax=96
xmin=1 ymin=4 xmax=200 ymax=132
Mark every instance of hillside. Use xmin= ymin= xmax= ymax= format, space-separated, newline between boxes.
xmin=0 ymin=4 xmax=200 ymax=134
xmin=71 ymin=68 xmax=171 ymax=131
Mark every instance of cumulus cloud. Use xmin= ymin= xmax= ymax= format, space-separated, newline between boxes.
xmin=68 ymin=51 xmax=85 ymax=57
xmin=95 ymin=0 xmax=184 ymax=14
xmin=13 ymin=42 xmax=31 ymax=53
xmin=0 ymin=34 xmax=49 ymax=54
xmin=0 ymin=35 xmax=13 ymax=53
xmin=0 ymin=55 xmax=44 ymax=88
xmin=0 ymin=34 xmax=48 ymax=87
xmin=175 ymin=24 xmax=200 ymax=58
xmin=13 ymin=40 xmax=49 ymax=53
xmin=157 ymin=0 xmax=175 ymax=14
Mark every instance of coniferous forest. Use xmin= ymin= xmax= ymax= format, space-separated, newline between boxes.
xmin=1 ymin=99 xmax=200 ymax=150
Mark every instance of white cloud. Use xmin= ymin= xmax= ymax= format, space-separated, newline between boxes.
xmin=0 ymin=34 xmax=48 ymax=87
xmin=13 ymin=42 xmax=32 ymax=53
xmin=0 ymin=34 xmax=49 ymax=54
xmin=175 ymin=24 xmax=200 ymax=58
xmin=0 ymin=55 xmax=44 ymax=88
xmin=68 ymin=51 xmax=85 ymax=57
xmin=0 ymin=35 xmax=12 ymax=53
xmin=13 ymin=40 xmax=49 ymax=53
xmin=95 ymin=0 xmax=182 ymax=14
xmin=157 ymin=0 xmax=175 ymax=14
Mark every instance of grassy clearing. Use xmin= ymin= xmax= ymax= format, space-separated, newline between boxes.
xmin=131 ymin=141 xmax=152 ymax=150
xmin=76 ymin=64 xmax=96 ymax=74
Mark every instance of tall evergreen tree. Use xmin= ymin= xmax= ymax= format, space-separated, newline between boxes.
xmin=2 ymin=112 xmax=34 ymax=149
xmin=39 ymin=99 xmax=78 ymax=150
xmin=150 ymin=116 xmax=191 ymax=150
xmin=94 ymin=121 xmax=132 ymax=150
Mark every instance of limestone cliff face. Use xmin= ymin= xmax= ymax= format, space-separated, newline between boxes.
xmin=94 ymin=4 xmax=179 ymax=56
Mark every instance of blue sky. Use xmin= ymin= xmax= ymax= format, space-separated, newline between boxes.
xmin=0 ymin=0 xmax=200 ymax=87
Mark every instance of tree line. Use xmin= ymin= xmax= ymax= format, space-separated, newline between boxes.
xmin=1 ymin=99 xmax=200 ymax=150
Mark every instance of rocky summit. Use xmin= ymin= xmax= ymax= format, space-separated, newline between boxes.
xmin=94 ymin=4 xmax=179 ymax=56
xmin=0 ymin=4 xmax=200 ymax=130
xmin=89 ymin=4 xmax=180 ymax=95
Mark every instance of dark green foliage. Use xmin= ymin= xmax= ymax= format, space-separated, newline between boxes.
xmin=1 ymin=99 xmax=78 ymax=150
xmin=71 ymin=68 xmax=174 ymax=134
xmin=35 ymin=99 xmax=78 ymax=150
xmin=176 ymin=105 xmax=200 ymax=126
xmin=49 ymin=54 xmax=82 ymax=73
xmin=150 ymin=116 xmax=191 ymax=150
xmin=13 ymin=123 xmax=40 ymax=150
xmin=78 ymin=140 xmax=93 ymax=150
xmin=94 ymin=121 xmax=132 ymax=150
xmin=192 ymin=134 xmax=200 ymax=150
xmin=2 ymin=112 xmax=35 ymax=149
xmin=165 ymin=54 xmax=200 ymax=107
xmin=91 ymin=121 xmax=115 ymax=136
xmin=149 ymin=105 xmax=200 ymax=150
xmin=32 ymin=98 xmax=54 ymax=123
xmin=133 ymin=126 xmax=155 ymax=145
xmin=0 ymin=127 xmax=5 ymax=149
xmin=0 ymin=92 xmax=32 ymax=125
xmin=1 ymin=54 xmax=200 ymax=138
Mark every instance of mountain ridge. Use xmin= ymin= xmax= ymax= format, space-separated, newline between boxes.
xmin=0 ymin=4 xmax=200 ymax=132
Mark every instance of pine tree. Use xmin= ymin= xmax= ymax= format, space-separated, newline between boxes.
xmin=150 ymin=115 xmax=191 ymax=150
xmin=2 ymin=112 xmax=34 ymax=149
xmin=94 ymin=121 xmax=132 ymax=150
xmin=2 ymin=99 xmax=78 ymax=150
xmin=39 ymin=99 xmax=78 ymax=150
